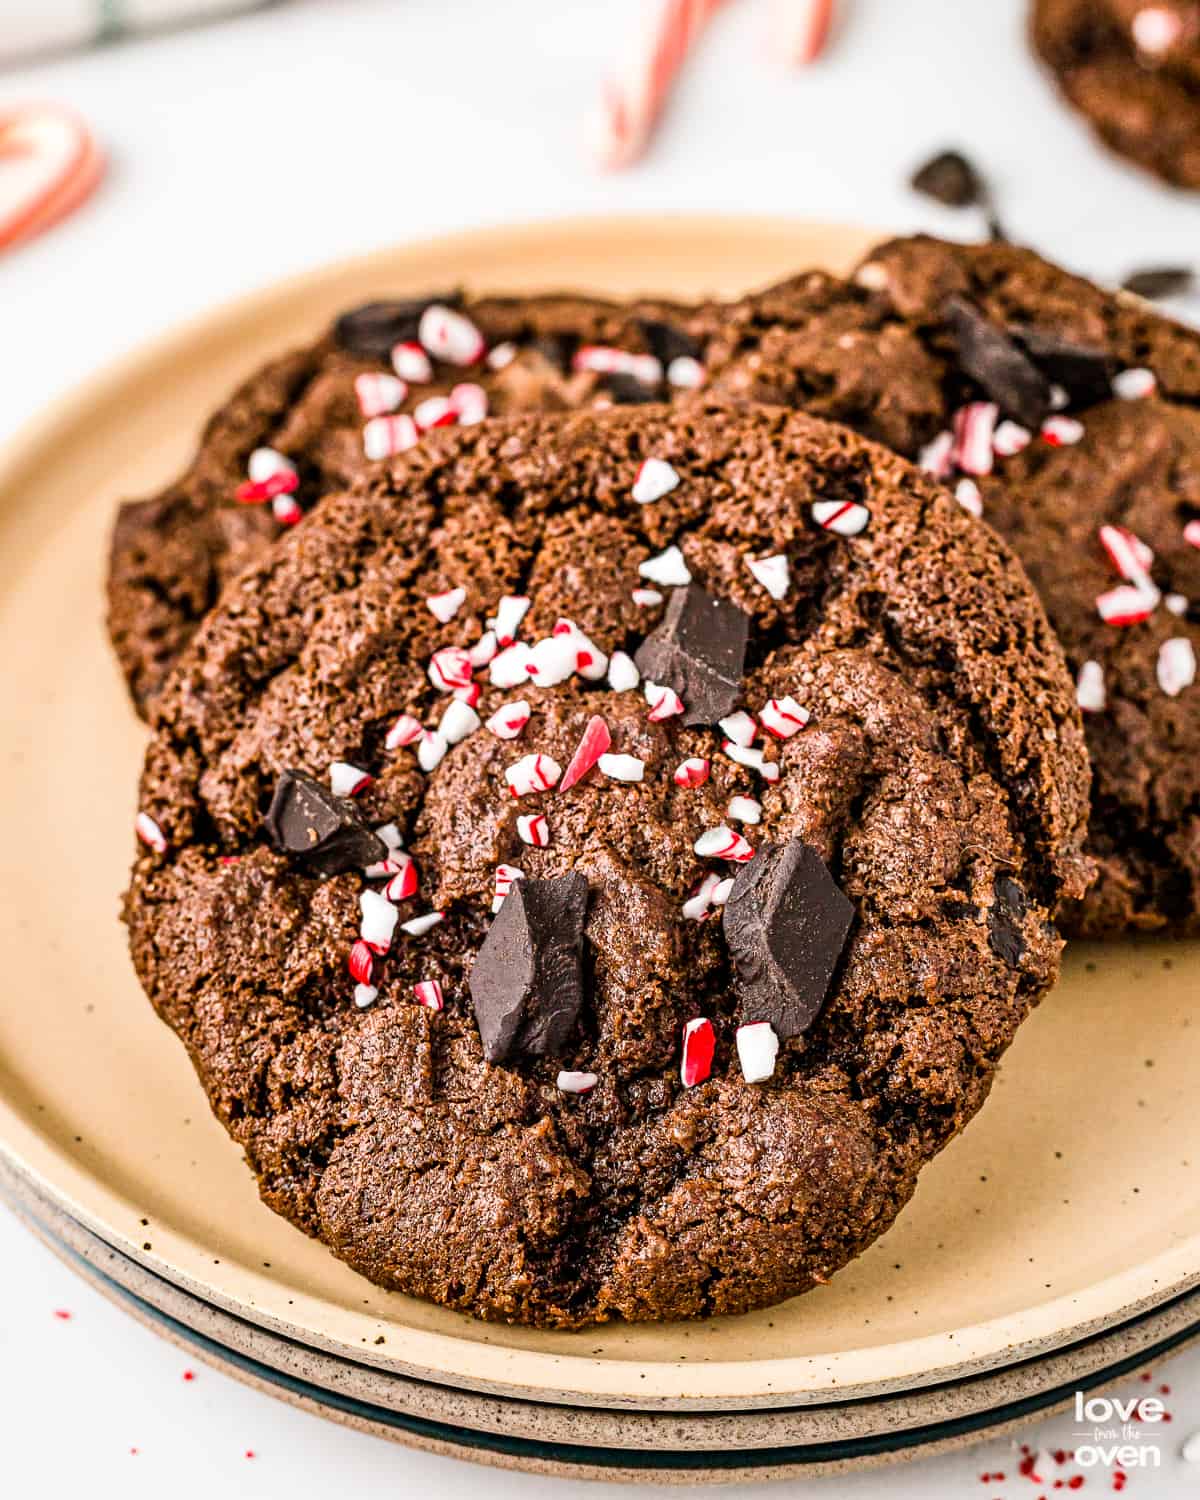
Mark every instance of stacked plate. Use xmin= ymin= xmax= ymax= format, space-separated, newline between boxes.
xmin=2 ymin=218 xmax=1199 ymax=1483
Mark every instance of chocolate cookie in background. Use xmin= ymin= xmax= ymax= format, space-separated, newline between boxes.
xmin=125 ymin=404 xmax=1090 ymax=1327
xmin=1031 ymin=0 xmax=1200 ymax=187
xmin=106 ymin=289 xmax=713 ymax=720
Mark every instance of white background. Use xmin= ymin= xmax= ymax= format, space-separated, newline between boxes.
xmin=3 ymin=0 xmax=1200 ymax=1494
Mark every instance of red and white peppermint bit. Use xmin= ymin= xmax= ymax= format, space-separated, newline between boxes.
xmin=736 ymin=1021 xmax=779 ymax=1083
xmin=918 ymin=430 xmax=954 ymax=479
xmin=517 ymin=813 xmax=551 ymax=847
xmin=776 ymin=0 xmax=834 ymax=63
xmin=723 ymin=741 xmax=780 ymax=781
xmin=505 ymin=753 xmax=562 ymax=796
xmin=1167 ymin=593 xmax=1190 ymax=616
xmin=493 ymin=863 xmax=524 ymax=913
xmin=491 ymin=594 xmax=531 ymax=647
xmin=1158 ymin=637 xmax=1197 ymax=697
xmin=360 ymin=889 xmax=398 ymax=954
xmin=711 ymin=876 xmax=734 ymax=906
xmin=428 ymin=645 xmax=474 ymax=693
xmin=413 ymin=979 xmax=444 ymax=1011
xmin=426 ymin=585 xmax=467 ymax=624
xmin=682 ymin=871 xmax=722 ymax=921
xmin=354 ymin=371 xmax=406 ymax=418
xmin=363 ymin=413 xmax=419 ymax=461
xmin=608 ymin=651 xmax=640 ymax=692
xmin=248 ymin=447 xmax=296 ymax=484
xmin=453 ymin=681 xmax=482 ymax=709
xmin=556 ymin=621 xmax=608 ymax=681
xmin=348 ymin=940 xmax=374 ymax=985
xmin=954 ymin=478 xmax=983 ymax=519
xmin=1112 ymin=366 xmax=1157 ymax=401
xmin=952 ymin=401 xmax=998 ymax=476
xmin=639 ymin=545 xmax=691 ymax=586
xmin=525 ymin=633 xmax=579 ymax=687
xmin=1076 ymin=660 xmax=1106 ymax=714
xmin=135 ymin=811 xmax=167 ymax=853
xmin=992 ymin=419 xmax=1032 ymax=457
xmin=418 ymin=304 xmax=485 ymax=367
xmin=811 ymin=498 xmax=870 ymax=536
xmin=573 ymin=345 xmax=662 ymax=385
xmin=598 ymin=752 xmax=644 ymax=782
xmin=632 ymin=587 xmax=664 ymax=608
xmin=646 ymin=681 xmax=685 ymax=722
xmin=365 ymin=852 xmax=403 ymax=879
xmin=718 ymin=710 xmax=757 ymax=747
xmin=489 ymin=643 xmax=531 ymax=689
xmin=667 ymin=354 xmax=705 ymax=389
xmin=385 ymin=712 xmax=423 ymax=750
xmin=413 ymin=394 xmax=458 ymax=432
xmin=1042 ymin=414 xmax=1085 ymax=447
xmin=449 ymin=382 xmax=488 ymax=425
xmin=391 ymin=341 xmax=433 ymax=383
xmin=353 ymin=983 xmax=378 ymax=1010
xmin=468 ymin=629 xmax=498 ymax=668
xmin=417 ymin=730 xmax=449 ymax=773
xmin=559 ymin=715 xmax=613 ymax=792
xmin=272 ymin=492 xmax=302 ymax=526
xmin=557 ymin=1070 xmax=598 ymax=1094
xmin=673 ymin=756 xmax=710 ymax=788
xmin=438 ymin=698 xmax=480 ymax=746
xmin=727 ymin=795 xmax=762 ymax=825
xmin=384 ymin=854 xmax=419 ymax=902
xmin=235 ymin=469 xmax=299 ymax=504
xmin=1099 ymin=523 xmax=1155 ymax=584
xmin=680 ymin=1016 xmax=716 ymax=1088
xmin=1186 ymin=520 xmax=1200 ymax=550
xmin=376 ymin=822 xmax=404 ymax=850
xmin=746 ymin=553 xmax=790 ymax=600
xmin=485 ymin=699 xmax=532 ymax=740
xmin=760 ymin=695 xmax=810 ymax=739
xmin=401 ymin=910 xmax=444 ymax=937
xmin=486 ymin=341 xmax=517 ymax=371
xmin=694 ymin=825 xmax=754 ymax=861
xmin=330 ymin=761 xmax=372 ymax=797
xmin=1097 ymin=583 xmax=1159 ymax=627
xmin=631 ymin=457 xmax=680 ymax=504
xmin=1132 ymin=4 xmax=1184 ymax=53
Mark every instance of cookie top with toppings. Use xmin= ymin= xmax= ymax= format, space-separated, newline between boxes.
xmin=126 ymin=403 xmax=1089 ymax=1328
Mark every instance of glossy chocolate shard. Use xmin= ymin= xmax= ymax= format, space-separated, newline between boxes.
xmin=1013 ymin=327 xmax=1114 ymax=409
xmin=633 ymin=583 xmax=750 ymax=726
xmin=333 ymin=294 xmax=461 ymax=359
xmin=910 ymin=149 xmax=984 ymax=209
xmin=262 ymin=770 xmax=387 ymax=877
xmin=946 ymin=296 xmax=1052 ymax=429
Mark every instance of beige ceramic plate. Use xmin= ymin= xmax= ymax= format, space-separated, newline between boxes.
xmin=0 ymin=217 xmax=1198 ymax=1411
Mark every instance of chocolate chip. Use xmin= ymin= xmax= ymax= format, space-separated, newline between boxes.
xmin=1121 ymin=266 xmax=1195 ymax=300
xmin=602 ymin=372 xmax=659 ymax=404
xmin=946 ymin=296 xmax=1052 ymax=429
xmin=910 ymin=150 xmax=984 ymax=209
xmin=633 ymin=583 xmax=750 ymax=726
xmin=469 ymin=872 xmax=589 ymax=1065
xmin=333 ymin=295 xmax=460 ymax=359
xmin=987 ymin=874 xmax=1027 ymax=967
xmin=634 ymin=317 xmax=704 ymax=366
xmin=723 ymin=841 xmax=854 ymax=1039
xmin=1013 ymin=328 xmax=1113 ymax=409
xmin=262 ymin=770 xmax=387 ymax=876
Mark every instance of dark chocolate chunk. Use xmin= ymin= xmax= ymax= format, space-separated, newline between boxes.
xmin=723 ymin=840 xmax=854 ymax=1039
xmin=469 ymin=872 xmax=589 ymax=1065
xmin=633 ymin=583 xmax=750 ymax=726
xmin=602 ymin=372 xmax=659 ymax=404
xmin=946 ymin=296 xmax=1052 ymax=429
xmin=987 ymin=874 xmax=1027 ymax=967
xmin=333 ymin=295 xmax=460 ymax=359
xmin=262 ymin=770 xmax=387 ymax=876
xmin=635 ymin=316 xmax=704 ymax=366
xmin=531 ymin=331 xmax=580 ymax=375
xmin=1013 ymin=327 xmax=1114 ymax=409
xmin=910 ymin=150 xmax=983 ymax=209
xmin=1121 ymin=266 xmax=1195 ymax=300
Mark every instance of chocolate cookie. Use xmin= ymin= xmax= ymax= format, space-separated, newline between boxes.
xmin=1031 ymin=0 xmax=1200 ymax=186
xmin=125 ymin=404 xmax=1090 ymax=1327
xmin=107 ymin=290 xmax=711 ymax=718
xmin=706 ymin=236 xmax=1200 ymax=937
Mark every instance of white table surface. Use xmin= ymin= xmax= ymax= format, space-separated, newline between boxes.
xmin=3 ymin=1 xmax=1200 ymax=1494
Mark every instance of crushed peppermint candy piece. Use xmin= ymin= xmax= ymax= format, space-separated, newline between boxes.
xmin=330 ymin=761 xmax=372 ymax=797
xmin=413 ymin=394 xmax=457 ymax=432
xmin=673 ymin=757 xmax=710 ymax=788
xmin=491 ymin=595 xmax=530 ymax=647
xmin=736 ymin=1021 xmax=779 ymax=1084
xmin=918 ymin=430 xmax=954 ymax=478
xmin=954 ymin=478 xmax=983 ymax=518
xmin=492 ymin=863 xmax=524 ymax=913
xmin=1049 ymin=383 xmax=1070 ymax=411
xmin=486 ymin=699 xmax=532 ymax=739
xmin=711 ymin=877 xmax=734 ymax=905
xmin=645 ymin=680 xmax=685 ymax=721
xmin=525 ymin=633 xmax=579 ymax=687
xmin=631 ymin=587 xmax=664 ymax=607
xmin=682 ymin=872 xmax=722 ymax=921
xmin=719 ymin=710 xmax=757 ymax=747
xmin=353 ymin=983 xmax=378 ymax=1009
xmin=385 ymin=712 xmax=424 ymax=750
xmin=348 ymin=939 xmax=374 ymax=985
xmin=454 ymin=683 xmax=481 ymax=713
xmin=1042 ymin=414 xmax=1084 ymax=446
xmin=135 ymin=811 xmax=167 ymax=853
xmin=384 ymin=854 xmax=419 ymax=902
xmin=1112 ymin=366 xmax=1156 ymax=401
xmin=517 ymin=813 xmax=550 ymax=847
xmin=667 ymin=355 xmax=705 ymax=389
xmin=680 ymin=1017 xmax=715 ymax=1087
xmin=486 ymin=341 xmax=517 ymax=371
xmin=376 ymin=822 xmax=403 ymax=850
xmin=746 ymin=554 xmax=790 ymax=600
xmin=760 ymin=696 xmax=810 ymax=739
xmin=418 ymin=304 xmax=485 ymax=366
xmin=723 ymin=741 xmax=780 ymax=781
xmin=639 ymin=545 xmax=691 ymax=586
xmin=428 ymin=646 xmax=474 ymax=693
xmin=401 ymin=910 xmax=444 ymax=936
xmin=1158 ymin=637 xmax=1197 ymax=696
xmin=1099 ymin=523 xmax=1155 ymax=583
xmin=631 ymin=458 xmax=680 ymax=504
xmin=560 ymin=715 xmax=612 ymax=792
xmin=953 ymin=401 xmax=998 ymax=476
xmin=366 ymin=852 xmax=403 ymax=880
xmin=1097 ymin=584 xmax=1159 ymax=626
xmin=505 ymin=753 xmax=562 ymax=796
xmin=354 ymin=371 xmax=406 ymax=418
xmin=248 ymin=447 xmax=296 ymax=484
xmin=1166 ymin=593 xmax=1190 ymax=615
xmin=363 ymin=413 xmax=420 ymax=460
xmin=413 ymin=979 xmax=444 ymax=1011
xmin=235 ymin=470 xmax=298 ymax=504
xmin=561 ymin=622 xmax=608 ymax=681
xmin=573 ymin=345 xmax=662 ymax=385
xmin=557 ymin=1070 xmax=598 ymax=1094
xmin=450 ymin=382 xmax=488 ymax=425
xmin=426 ymin=585 xmax=467 ymax=623
xmin=598 ymin=752 xmax=644 ymax=782
xmin=417 ymin=731 xmax=449 ymax=772
xmin=489 ymin=643 xmax=531 ymax=688
xmin=811 ymin=498 xmax=870 ymax=536
xmin=694 ymin=825 xmax=754 ymax=861
xmin=727 ymin=795 xmax=762 ymax=825
xmin=360 ymin=889 xmax=398 ymax=953
xmin=607 ymin=651 xmax=640 ymax=692
xmin=468 ymin=630 xmax=498 ymax=668
xmin=1132 ymin=4 xmax=1184 ymax=53
xmin=1076 ymin=660 xmax=1106 ymax=713
xmin=438 ymin=697 xmax=480 ymax=745
xmin=391 ymin=341 xmax=433 ymax=383
xmin=272 ymin=492 xmax=302 ymax=526
xmin=992 ymin=419 xmax=1032 ymax=457
xmin=1186 ymin=519 xmax=1200 ymax=550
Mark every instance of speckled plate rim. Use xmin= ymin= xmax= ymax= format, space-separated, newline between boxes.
xmin=0 ymin=215 xmax=1198 ymax=1412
